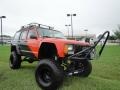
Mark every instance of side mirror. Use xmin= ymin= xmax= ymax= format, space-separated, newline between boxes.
xmin=30 ymin=35 xmax=37 ymax=39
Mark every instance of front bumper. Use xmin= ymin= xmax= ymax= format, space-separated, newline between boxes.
xmin=66 ymin=45 xmax=92 ymax=60
xmin=66 ymin=31 xmax=110 ymax=61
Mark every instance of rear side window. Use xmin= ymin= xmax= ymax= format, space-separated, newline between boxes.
xmin=20 ymin=30 xmax=28 ymax=40
xmin=14 ymin=32 xmax=21 ymax=40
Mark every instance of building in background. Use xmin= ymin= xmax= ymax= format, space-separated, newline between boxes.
xmin=65 ymin=33 xmax=96 ymax=41
xmin=0 ymin=35 xmax=12 ymax=44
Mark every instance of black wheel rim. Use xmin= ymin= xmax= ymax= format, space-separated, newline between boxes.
xmin=37 ymin=66 xmax=53 ymax=85
xmin=42 ymin=70 xmax=51 ymax=83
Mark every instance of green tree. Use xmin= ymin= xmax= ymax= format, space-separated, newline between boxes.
xmin=108 ymin=35 xmax=116 ymax=40
xmin=114 ymin=25 xmax=120 ymax=45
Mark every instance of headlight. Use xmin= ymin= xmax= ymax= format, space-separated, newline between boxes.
xmin=68 ymin=45 xmax=74 ymax=51
xmin=64 ymin=44 xmax=74 ymax=55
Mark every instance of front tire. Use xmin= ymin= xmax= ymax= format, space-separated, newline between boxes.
xmin=75 ymin=60 xmax=92 ymax=77
xmin=35 ymin=59 xmax=64 ymax=90
xmin=9 ymin=51 xmax=21 ymax=69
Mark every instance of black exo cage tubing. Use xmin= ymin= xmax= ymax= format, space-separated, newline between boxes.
xmin=67 ymin=31 xmax=110 ymax=60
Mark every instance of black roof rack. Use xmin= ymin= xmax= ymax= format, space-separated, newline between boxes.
xmin=21 ymin=23 xmax=54 ymax=30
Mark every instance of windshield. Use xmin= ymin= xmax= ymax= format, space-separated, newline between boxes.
xmin=37 ymin=28 xmax=66 ymax=39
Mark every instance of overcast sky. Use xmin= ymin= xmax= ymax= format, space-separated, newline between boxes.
xmin=0 ymin=0 xmax=120 ymax=36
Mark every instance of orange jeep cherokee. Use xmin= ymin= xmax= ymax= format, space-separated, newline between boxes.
xmin=10 ymin=23 xmax=109 ymax=90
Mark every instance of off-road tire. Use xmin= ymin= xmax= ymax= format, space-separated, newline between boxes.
xmin=35 ymin=59 xmax=64 ymax=90
xmin=76 ymin=60 xmax=92 ymax=77
xmin=9 ymin=51 xmax=21 ymax=69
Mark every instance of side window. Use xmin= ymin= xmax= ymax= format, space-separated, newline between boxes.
xmin=27 ymin=30 xmax=37 ymax=39
xmin=37 ymin=28 xmax=43 ymax=37
xmin=14 ymin=32 xmax=21 ymax=40
xmin=37 ymin=28 xmax=53 ymax=37
xmin=20 ymin=30 xmax=28 ymax=40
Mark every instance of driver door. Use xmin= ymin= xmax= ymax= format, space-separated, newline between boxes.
xmin=26 ymin=29 xmax=39 ymax=58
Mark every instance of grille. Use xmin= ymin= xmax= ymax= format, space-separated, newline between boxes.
xmin=74 ymin=45 xmax=83 ymax=53
xmin=74 ymin=45 xmax=91 ymax=59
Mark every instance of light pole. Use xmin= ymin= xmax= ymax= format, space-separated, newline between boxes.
xmin=84 ymin=29 xmax=88 ymax=42
xmin=65 ymin=24 xmax=71 ymax=38
xmin=0 ymin=16 xmax=6 ymax=46
xmin=84 ymin=29 xmax=88 ymax=38
xmin=67 ymin=14 xmax=76 ymax=38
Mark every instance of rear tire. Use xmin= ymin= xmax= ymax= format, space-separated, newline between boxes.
xmin=35 ymin=59 xmax=64 ymax=90
xmin=9 ymin=51 xmax=21 ymax=69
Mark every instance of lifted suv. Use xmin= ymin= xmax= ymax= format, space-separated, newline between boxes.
xmin=10 ymin=23 xmax=109 ymax=90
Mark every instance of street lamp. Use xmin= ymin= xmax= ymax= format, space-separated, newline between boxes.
xmin=84 ymin=29 xmax=88 ymax=38
xmin=84 ymin=29 xmax=88 ymax=42
xmin=65 ymin=24 xmax=71 ymax=38
xmin=0 ymin=16 xmax=6 ymax=46
xmin=67 ymin=14 xmax=76 ymax=38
